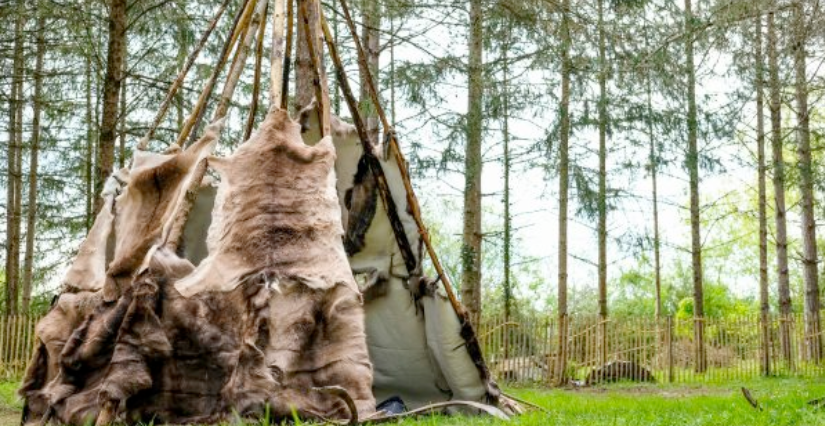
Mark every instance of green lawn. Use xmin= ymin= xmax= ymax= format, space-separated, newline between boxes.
xmin=3 ymin=378 xmax=825 ymax=425
xmin=400 ymin=378 xmax=825 ymax=426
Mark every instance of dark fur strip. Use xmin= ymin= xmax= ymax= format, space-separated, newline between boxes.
xmin=457 ymin=310 xmax=502 ymax=404
xmin=343 ymin=156 xmax=378 ymax=256
xmin=319 ymin=17 xmax=417 ymax=274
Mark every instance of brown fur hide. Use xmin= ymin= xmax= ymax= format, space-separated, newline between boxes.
xmin=20 ymin=108 xmax=374 ymax=425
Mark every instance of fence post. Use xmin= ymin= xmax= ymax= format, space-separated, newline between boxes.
xmin=667 ymin=316 xmax=674 ymax=383
xmin=761 ymin=311 xmax=771 ymax=376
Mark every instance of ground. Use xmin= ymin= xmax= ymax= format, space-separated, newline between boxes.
xmin=2 ymin=378 xmax=825 ymax=425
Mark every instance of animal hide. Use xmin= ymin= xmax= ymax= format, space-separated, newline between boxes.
xmin=20 ymin=107 xmax=374 ymax=425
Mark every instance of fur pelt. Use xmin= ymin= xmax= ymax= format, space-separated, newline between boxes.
xmin=20 ymin=108 xmax=374 ymax=425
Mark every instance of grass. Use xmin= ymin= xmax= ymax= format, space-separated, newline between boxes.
xmin=398 ymin=378 xmax=825 ymax=426
xmin=2 ymin=378 xmax=825 ymax=425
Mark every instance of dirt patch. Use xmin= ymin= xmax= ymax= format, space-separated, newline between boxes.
xmin=564 ymin=384 xmax=731 ymax=398
xmin=0 ymin=409 xmax=19 ymax=426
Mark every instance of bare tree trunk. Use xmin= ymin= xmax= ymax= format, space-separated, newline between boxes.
xmin=5 ymin=0 xmax=26 ymax=315
xmin=85 ymin=53 xmax=95 ymax=232
xmin=295 ymin=0 xmax=326 ymax=109
xmin=768 ymin=5 xmax=793 ymax=366
xmin=22 ymin=12 xmax=47 ymax=313
xmin=685 ymin=0 xmax=706 ymax=373
xmin=555 ymin=0 xmax=571 ymax=386
xmin=95 ymin=0 xmax=127 ymax=215
xmin=597 ymin=0 xmax=608 ymax=371
xmin=389 ymin=15 xmax=396 ymax=127
xmin=360 ymin=0 xmax=380 ymax=145
xmin=644 ymin=21 xmax=662 ymax=322
xmin=792 ymin=0 xmax=821 ymax=362
xmin=118 ymin=71 xmax=127 ymax=168
xmin=754 ymin=11 xmax=770 ymax=376
xmin=502 ymin=27 xmax=512 ymax=323
xmin=462 ymin=0 xmax=483 ymax=326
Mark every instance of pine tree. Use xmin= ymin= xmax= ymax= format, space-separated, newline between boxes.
xmin=462 ymin=0 xmax=484 ymax=325
xmin=792 ymin=0 xmax=821 ymax=362
xmin=754 ymin=7 xmax=770 ymax=376
xmin=96 ymin=0 xmax=127 ymax=215
xmin=556 ymin=0 xmax=572 ymax=385
xmin=22 ymin=7 xmax=47 ymax=313
xmin=767 ymin=3 xmax=793 ymax=365
xmin=684 ymin=0 xmax=706 ymax=373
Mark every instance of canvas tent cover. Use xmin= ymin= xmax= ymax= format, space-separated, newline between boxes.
xmin=20 ymin=107 xmax=509 ymax=425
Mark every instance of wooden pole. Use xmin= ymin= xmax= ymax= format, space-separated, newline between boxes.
xmin=164 ymin=0 xmax=269 ymax=252
xmin=298 ymin=0 xmax=330 ymax=137
xmin=281 ymin=0 xmax=294 ymax=110
xmin=178 ymin=0 xmax=257 ymax=148
xmin=334 ymin=0 xmax=462 ymax=316
xmin=668 ymin=316 xmax=674 ymax=383
xmin=138 ymin=0 xmax=232 ymax=150
xmin=270 ymin=0 xmax=286 ymax=106
xmin=319 ymin=10 xmax=418 ymax=273
xmin=245 ymin=0 xmax=269 ymax=141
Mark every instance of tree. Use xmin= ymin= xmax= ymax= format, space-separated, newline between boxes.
xmin=792 ymin=0 xmax=821 ymax=362
xmin=360 ymin=0 xmax=380 ymax=145
xmin=753 ymin=8 xmax=770 ymax=376
xmin=462 ymin=0 xmax=484 ymax=325
xmin=296 ymin=0 xmax=326 ymax=108
xmin=767 ymin=2 xmax=793 ymax=365
xmin=597 ymin=0 xmax=609 ymax=369
xmin=5 ymin=0 xmax=27 ymax=314
xmin=684 ymin=0 xmax=706 ymax=373
xmin=555 ymin=0 xmax=572 ymax=385
xmin=501 ymin=25 xmax=513 ymax=323
xmin=96 ymin=0 xmax=127 ymax=215
xmin=22 ymin=7 xmax=47 ymax=313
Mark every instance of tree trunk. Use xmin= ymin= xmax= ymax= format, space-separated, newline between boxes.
xmin=96 ymin=0 xmax=127 ymax=215
xmin=597 ymin=0 xmax=608 ymax=371
xmin=644 ymin=21 xmax=662 ymax=322
xmin=768 ymin=5 xmax=793 ymax=366
xmin=85 ymin=53 xmax=95 ymax=232
xmin=5 ymin=0 xmax=26 ymax=315
xmin=685 ymin=0 xmax=706 ymax=373
xmin=360 ymin=0 xmax=380 ymax=145
xmin=461 ymin=0 xmax=483 ymax=326
xmin=502 ymin=27 xmax=512 ymax=323
xmin=555 ymin=0 xmax=572 ymax=385
xmin=793 ymin=0 xmax=821 ymax=362
xmin=118 ymin=71 xmax=127 ymax=168
xmin=295 ymin=0 xmax=326 ymax=109
xmin=22 ymin=12 xmax=47 ymax=313
xmin=389 ymin=15 xmax=396 ymax=127
xmin=754 ymin=11 xmax=770 ymax=376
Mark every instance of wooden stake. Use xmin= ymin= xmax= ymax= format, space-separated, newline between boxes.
xmin=137 ymin=0 xmax=232 ymax=150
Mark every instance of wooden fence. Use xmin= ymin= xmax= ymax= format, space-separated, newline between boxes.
xmin=0 ymin=315 xmax=38 ymax=379
xmin=2 ymin=312 xmax=825 ymax=385
xmin=477 ymin=312 xmax=825 ymax=385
